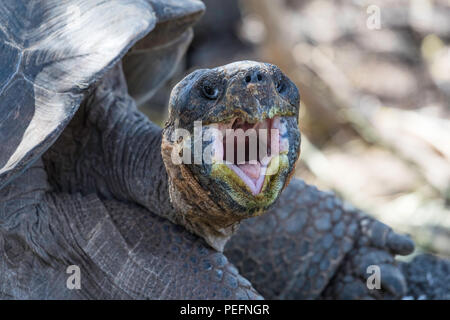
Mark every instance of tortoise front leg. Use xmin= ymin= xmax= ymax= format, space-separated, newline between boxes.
xmin=224 ymin=179 xmax=414 ymax=299
xmin=320 ymin=213 xmax=414 ymax=299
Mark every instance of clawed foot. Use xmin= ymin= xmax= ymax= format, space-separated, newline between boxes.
xmin=322 ymin=217 xmax=415 ymax=299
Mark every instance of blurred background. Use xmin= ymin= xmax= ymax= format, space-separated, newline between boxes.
xmin=141 ymin=0 xmax=450 ymax=258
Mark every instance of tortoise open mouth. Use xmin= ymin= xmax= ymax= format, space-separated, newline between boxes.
xmin=210 ymin=115 xmax=290 ymax=196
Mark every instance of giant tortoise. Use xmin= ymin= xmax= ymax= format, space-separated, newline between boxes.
xmin=0 ymin=0 xmax=448 ymax=300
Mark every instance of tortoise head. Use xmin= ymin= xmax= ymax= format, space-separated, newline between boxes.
xmin=162 ymin=61 xmax=301 ymax=250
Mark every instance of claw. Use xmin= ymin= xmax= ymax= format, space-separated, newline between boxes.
xmin=362 ymin=219 xmax=415 ymax=257
xmin=386 ymin=231 xmax=415 ymax=256
xmin=379 ymin=263 xmax=407 ymax=298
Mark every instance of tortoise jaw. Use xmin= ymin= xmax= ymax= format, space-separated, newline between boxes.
xmin=210 ymin=115 xmax=290 ymax=196
xmin=226 ymin=164 xmax=268 ymax=196
xmin=161 ymin=112 xmax=299 ymax=249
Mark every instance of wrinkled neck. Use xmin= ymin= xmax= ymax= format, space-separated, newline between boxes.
xmin=135 ymin=129 xmax=175 ymax=215
xmin=0 ymin=159 xmax=50 ymax=230
xmin=160 ymin=135 xmax=241 ymax=252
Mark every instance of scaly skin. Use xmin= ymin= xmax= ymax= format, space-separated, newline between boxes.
xmin=0 ymin=163 xmax=260 ymax=299
xmin=0 ymin=64 xmax=261 ymax=299
xmin=400 ymin=254 xmax=450 ymax=300
xmin=226 ymin=179 xmax=415 ymax=299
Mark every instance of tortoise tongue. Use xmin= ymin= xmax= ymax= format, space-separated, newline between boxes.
xmin=237 ymin=162 xmax=261 ymax=181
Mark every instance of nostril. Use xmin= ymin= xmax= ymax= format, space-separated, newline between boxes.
xmin=245 ymin=71 xmax=265 ymax=84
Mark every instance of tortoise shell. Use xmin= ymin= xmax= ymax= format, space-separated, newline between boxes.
xmin=0 ymin=0 xmax=204 ymax=189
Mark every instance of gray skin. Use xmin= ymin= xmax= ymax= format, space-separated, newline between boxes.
xmin=226 ymin=180 xmax=415 ymax=299
xmin=0 ymin=0 xmax=447 ymax=300
xmin=400 ymin=254 xmax=450 ymax=300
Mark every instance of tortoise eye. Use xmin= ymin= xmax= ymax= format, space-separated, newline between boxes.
xmin=202 ymin=84 xmax=219 ymax=100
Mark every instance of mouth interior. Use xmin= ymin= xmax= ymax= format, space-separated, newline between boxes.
xmin=215 ymin=116 xmax=288 ymax=195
